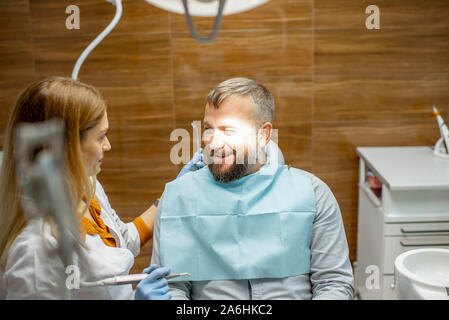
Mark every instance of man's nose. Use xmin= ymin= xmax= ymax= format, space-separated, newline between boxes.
xmin=207 ymin=130 xmax=225 ymax=151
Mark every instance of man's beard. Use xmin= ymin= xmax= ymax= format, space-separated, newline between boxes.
xmin=206 ymin=146 xmax=259 ymax=183
xmin=208 ymin=162 xmax=255 ymax=183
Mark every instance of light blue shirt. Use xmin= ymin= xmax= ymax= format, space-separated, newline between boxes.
xmin=151 ymin=169 xmax=354 ymax=300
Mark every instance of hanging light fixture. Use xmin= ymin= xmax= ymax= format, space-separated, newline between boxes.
xmin=144 ymin=0 xmax=270 ymax=43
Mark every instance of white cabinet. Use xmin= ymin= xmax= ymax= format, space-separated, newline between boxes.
xmin=355 ymin=147 xmax=449 ymax=300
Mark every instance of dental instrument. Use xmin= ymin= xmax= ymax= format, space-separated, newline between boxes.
xmin=14 ymin=120 xmax=82 ymax=299
xmin=14 ymin=120 xmax=81 ymax=268
xmin=81 ymin=273 xmax=191 ymax=287
xmin=72 ymin=0 xmax=123 ymax=80
xmin=432 ymin=106 xmax=449 ymax=157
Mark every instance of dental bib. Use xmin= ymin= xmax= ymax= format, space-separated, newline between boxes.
xmin=159 ymin=164 xmax=316 ymax=281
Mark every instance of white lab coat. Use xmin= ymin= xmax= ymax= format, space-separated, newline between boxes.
xmin=1 ymin=180 xmax=141 ymax=300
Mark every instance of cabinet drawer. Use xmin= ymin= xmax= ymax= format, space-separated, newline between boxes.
xmin=385 ymin=222 xmax=449 ymax=236
xmin=384 ymin=235 xmax=449 ymax=274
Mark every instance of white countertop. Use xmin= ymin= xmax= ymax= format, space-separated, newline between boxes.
xmin=356 ymin=146 xmax=449 ymax=191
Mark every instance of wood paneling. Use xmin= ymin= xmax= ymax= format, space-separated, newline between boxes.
xmin=315 ymin=27 xmax=449 ymax=76
xmin=277 ymin=122 xmax=312 ymax=170
xmin=100 ymin=84 xmax=174 ymax=127
xmin=315 ymin=0 xmax=449 ymax=29
xmin=0 ymin=0 xmax=35 ymax=149
xmin=29 ymin=0 xmax=170 ymax=37
xmin=1 ymin=0 xmax=449 ymax=272
xmin=314 ymin=75 xmax=449 ymax=121
xmin=0 ymin=1 xmax=33 ymax=41
xmin=0 ymin=0 xmax=35 ymax=90
xmin=108 ymin=0 xmax=170 ymax=34
xmin=172 ymin=29 xmax=312 ymax=79
xmin=172 ymin=78 xmax=216 ymax=129
xmin=29 ymin=0 xmax=111 ymax=38
xmin=34 ymin=32 xmax=171 ymax=86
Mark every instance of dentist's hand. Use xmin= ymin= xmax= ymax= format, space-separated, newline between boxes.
xmin=177 ymin=148 xmax=205 ymax=178
xmin=135 ymin=264 xmax=171 ymax=300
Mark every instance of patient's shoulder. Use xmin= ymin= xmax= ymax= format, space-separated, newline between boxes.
xmin=284 ymin=166 xmax=333 ymax=197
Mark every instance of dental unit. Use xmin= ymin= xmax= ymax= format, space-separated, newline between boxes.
xmin=432 ymin=106 xmax=449 ymax=158
xmin=81 ymin=273 xmax=191 ymax=287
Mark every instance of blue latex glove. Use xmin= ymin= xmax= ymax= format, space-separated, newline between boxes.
xmin=177 ymin=148 xmax=205 ymax=178
xmin=135 ymin=264 xmax=171 ymax=300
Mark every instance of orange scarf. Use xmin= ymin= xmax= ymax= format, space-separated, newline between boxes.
xmin=82 ymin=197 xmax=117 ymax=247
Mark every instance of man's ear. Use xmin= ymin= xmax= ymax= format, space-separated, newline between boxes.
xmin=257 ymin=122 xmax=273 ymax=148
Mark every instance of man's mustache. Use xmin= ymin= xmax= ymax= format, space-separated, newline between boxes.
xmin=203 ymin=145 xmax=259 ymax=165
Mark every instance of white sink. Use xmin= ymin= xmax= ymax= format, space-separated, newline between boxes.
xmin=395 ymin=248 xmax=449 ymax=300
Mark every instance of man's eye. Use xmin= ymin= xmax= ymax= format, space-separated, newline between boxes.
xmin=202 ymin=128 xmax=212 ymax=139
xmin=224 ymin=128 xmax=236 ymax=136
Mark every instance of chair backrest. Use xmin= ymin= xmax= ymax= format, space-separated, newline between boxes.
xmin=0 ymin=270 xmax=5 ymax=300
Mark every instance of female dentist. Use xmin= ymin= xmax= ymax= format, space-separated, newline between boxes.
xmin=0 ymin=76 xmax=184 ymax=299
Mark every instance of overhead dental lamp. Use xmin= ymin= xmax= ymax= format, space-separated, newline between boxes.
xmin=145 ymin=0 xmax=269 ymax=16
xmin=145 ymin=0 xmax=270 ymax=43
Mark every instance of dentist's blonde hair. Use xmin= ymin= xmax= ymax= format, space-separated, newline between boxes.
xmin=0 ymin=76 xmax=107 ymax=269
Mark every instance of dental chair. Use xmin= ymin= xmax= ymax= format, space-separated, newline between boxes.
xmin=266 ymin=140 xmax=285 ymax=165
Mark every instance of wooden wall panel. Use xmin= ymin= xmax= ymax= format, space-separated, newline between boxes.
xmin=100 ymin=84 xmax=174 ymax=126
xmin=277 ymin=122 xmax=312 ymax=170
xmin=0 ymin=1 xmax=35 ymax=91
xmin=313 ymin=76 xmax=449 ymax=121
xmin=33 ymin=32 xmax=172 ymax=86
xmin=261 ymin=77 xmax=313 ymax=125
xmin=173 ymin=81 xmax=209 ymax=126
xmin=314 ymin=28 xmax=449 ymax=76
xmin=29 ymin=0 xmax=170 ymax=36
xmin=172 ymin=29 xmax=312 ymax=79
xmin=0 ymin=0 xmax=36 ymax=147
xmin=1 ymin=0 xmax=449 ymax=275
xmin=29 ymin=0 xmax=111 ymax=38
xmin=315 ymin=0 xmax=449 ymax=28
